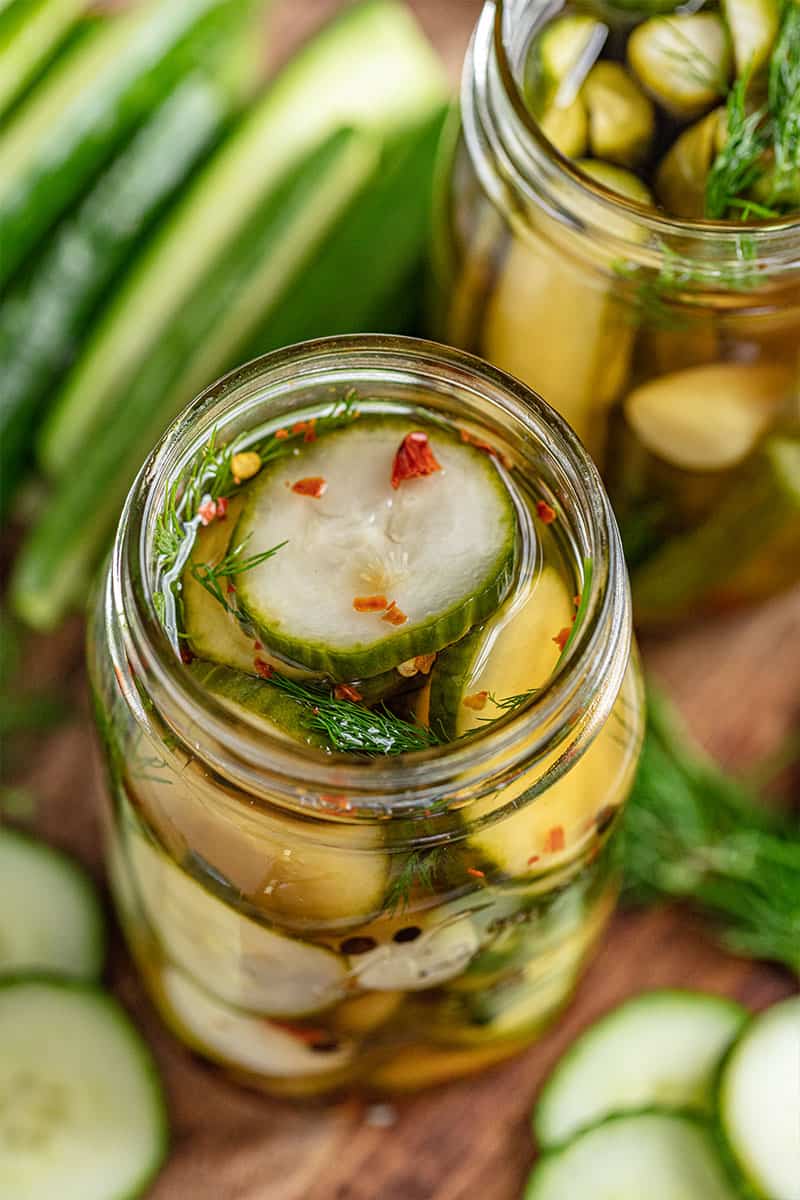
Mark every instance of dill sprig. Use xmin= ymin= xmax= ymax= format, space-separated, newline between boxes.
xmin=190 ymin=537 xmax=287 ymax=614
xmin=705 ymin=76 xmax=770 ymax=219
xmin=264 ymin=674 xmax=443 ymax=756
xmin=622 ymin=688 xmax=800 ymax=974
xmin=383 ymin=846 xmax=450 ymax=914
xmin=766 ymin=0 xmax=800 ymax=205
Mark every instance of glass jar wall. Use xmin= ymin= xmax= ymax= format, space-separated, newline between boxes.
xmin=434 ymin=0 xmax=800 ymax=626
xmin=88 ymin=336 xmax=643 ymax=1097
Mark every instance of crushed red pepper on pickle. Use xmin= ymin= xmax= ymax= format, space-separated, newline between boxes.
xmin=536 ymin=500 xmax=556 ymax=524
xmin=553 ymin=627 xmax=572 ymax=651
xmin=334 ymin=684 xmax=363 ymax=702
xmin=391 ymin=431 xmax=441 ymax=489
xmin=291 ymin=476 xmax=327 ymax=498
xmin=544 ymin=826 xmax=565 ymax=853
xmin=382 ymin=601 xmax=408 ymax=626
xmin=254 ymin=658 xmax=273 ymax=679
xmin=353 ymin=594 xmax=389 ymax=613
xmin=463 ymin=690 xmax=489 ymax=711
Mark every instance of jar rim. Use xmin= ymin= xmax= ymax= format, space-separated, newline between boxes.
xmin=113 ymin=335 xmax=631 ymax=819
xmin=469 ymin=0 xmax=800 ymax=264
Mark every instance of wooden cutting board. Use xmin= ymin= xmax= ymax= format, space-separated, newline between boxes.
xmin=3 ymin=4 xmax=798 ymax=1198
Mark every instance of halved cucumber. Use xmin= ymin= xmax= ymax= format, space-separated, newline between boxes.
xmin=722 ymin=0 xmax=780 ymax=77
xmin=234 ymin=418 xmax=518 ymax=679
xmin=718 ymin=996 xmax=800 ymax=1200
xmin=525 ymin=1112 xmax=740 ymax=1200
xmin=127 ymin=830 xmax=348 ymax=1017
xmin=624 ymin=362 xmax=791 ymax=472
xmin=158 ymin=965 xmax=355 ymax=1079
xmin=535 ymin=990 xmax=747 ymax=1148
xmin=429 ymin=566 xmax=573 ymax=739
xmin=0 ymin=829 xmax=105 ymax=981
xmin=0 ymin=0 xmax=91 ymax=118
xmin=0 ymin=977 xmax=167 ymax=1200
xmin=627 ymin=14 xmax=731 ymax=118
xmin=581 ymin=62 xmax=655 ymax=167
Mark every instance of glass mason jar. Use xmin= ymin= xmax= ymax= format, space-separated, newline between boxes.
xmin=88 ymin=335 xmax=643 ymax=1098
xmin=433 ymin=0 xmax=800 ymax=627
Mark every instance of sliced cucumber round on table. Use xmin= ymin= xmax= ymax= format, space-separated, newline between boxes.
xmin=535 ymin=989 xmax=748 ymax=1148
xmin=234 ymin=418 xmax=518 ymax=679
xmin=525 ymin=1112 xmax=740 ymax=1200
xmin=627 ymin=14 xmax=731 ymax=118
xmin=128 ymin=831 xmax=348 ymax=1018
xmin=159 ymin=965 xmax=355 ymax=1079
xmin=0 ymin=977 xmax=167 ymax=1200
xmin=581 ymin=61 xmax=654 ymax=167
xmin=0 ymin=829 xmax=105 ymax=980
xmin=624 ymin=362 xmax=791 ymax=472
xmin=718 ymin=996 xmax=800 ymax=1200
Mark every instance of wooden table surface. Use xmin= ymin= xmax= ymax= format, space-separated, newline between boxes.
xmin=3 ymin=3 xmax=799 ymax=1199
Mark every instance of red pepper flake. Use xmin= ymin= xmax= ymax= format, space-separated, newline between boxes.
xmin=544 ymin=826 xmax=565 ymax=853
xmin=270 ymin=1020 xmax=333 ymax=1047
xmin=226 ymin=582 xmax=236 ymax=595
xmin=334 ymin=684 xmax=363 ymax=702
xmin=320 ymin=793 xmax=352 ymax=812
xmin=215 ymin=496 xmax=229 ymax=519
xmin=536 ymin=500 xmax=557 ymax=524
xmin=253 ymin=640 xmax=263 ymax=650
xmin=303 ymin=418 xmax=317 ymax=443
xmin=353 ymin=594 xmax=389 ymax=613
xmin=291 ymin=476 xmax=327 ymax=498
xmin=459 ymin=428 xmax=496 ymax=456
xmin=382 ymin=600 xmax=408 ymax=626
xmin=467 ymin=867 xmax=486 ymax=879
xmin=197 ymin=498 xmax=219 ymax=526
xmin=179 ymin=644 xmax=195 ymax=665
xmin=527 ymin=855 xmax=541 ymax=866
xmin=573 ymin=594 xmax=581 ymax=608
xmin=274 ymin=427 xmax=289 ymax=440
xmin=553 ymin=626 xmax=572 ymax=651
xmin=463 ymin=690 xmax=489 ymax=711
xmin=391 ymin=431 xmax=441 ymax=489
xmin=254 ymin=658 xmax=273 ymax=680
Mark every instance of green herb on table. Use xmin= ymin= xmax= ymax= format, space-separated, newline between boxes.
xmin=621 ymin=688 xmax=800 ymax=974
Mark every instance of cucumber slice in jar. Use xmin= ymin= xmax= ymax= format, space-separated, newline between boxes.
xmin=576 ymin=159 xmax=654 ymax=207
xmin=158 ymin=965 xmax=355 ymax=1079
xmin=539 ymin=95 xmax=589 ymax=158
xmin=580 ymin=62 xmax=655 ymax=167
xmin=627 ymin=14 xmax=731 ymax=118
xmin=529 ymin=15 xmax=608 ymax=112
xmin=535 ymin=990 xmax=747 ymax=1148
xmin=525 ymin=1112 xmax=740 ymax=1200
xmin=624 ymin=362 xmax=792 ymax=472
xmin=429 ymin=566 xmax=574 ymax=739
xmin=0 ymin=829 xmax=105 ymax=981
xmin=346 ymin=914 xmax=480 ymax=991
xmin=718 ymin=996 xmax=800 ymax=1200
xmin=722 ymin=0 xmax=780 ymax=77
xmin=0 ymin=977 xmax=167 ymax=1200
xmin=233 ymin=418 xmax=518 ymax=679
xmin=655 ymin=107 xmax=726 ymax=218
xmin=127 ymin=831 xmax=348 ymax=1018
xmin=188 ymin=660 xmax=331 ymax=748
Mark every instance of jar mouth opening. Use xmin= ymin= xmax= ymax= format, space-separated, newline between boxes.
xmin=490 ymin=0 xmax=800 ymax=243
xmin=116 ymin=335 xmax=630 ymax=816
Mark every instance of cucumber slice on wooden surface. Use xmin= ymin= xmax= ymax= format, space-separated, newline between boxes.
xmin=429 ymin=566 xmax=573 ymax=739
xmin=0 ymin=829 xmax=105 ymax=981
xmin=158 ymin=965 xmax=355 ymax=1078
xmin=655 ymin=107 xmax=726 ymax=218
xmin=39 ymin=0 xmax=446 ymax=478
xmin=624 ymin=362 xmax=790 ymax=471
xmin=0 ymin=977 xmax=167 ymax=1200
xmin=530 ymin=15 xmax=608 ymax=111
xmin=234 ymin=418 xmax=517 ymax=679
xmin=526 ymin=1112 xmax=740 ymax=1200
xmin=0 ymin=69 xmax=237 ymax=518
xmin=0 ymin=0 xmax=91 ymax=117
xmin=0 ymin=0 xmax=252 ymax=287
xmin=718 ymin=996 xmax=800 ymax=1200
xmin=539 ymin=96 xmax=589 ymax=158
xmin=722 ymin=0 xmax=780 ymax=77
xmin=581 ymin=62 xmax=655 ymax=166
xmin=628 ymin=14 xmax=731 ymax=117
xmin=535 ymin=990 xmax=747 ymax=1148
xmin=127 ymin=830 xmax=348 ymax=1017
xmin=633 ymin=435 xmax=800 ymax=624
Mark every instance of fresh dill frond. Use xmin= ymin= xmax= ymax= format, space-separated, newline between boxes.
xmin=265 ymin=674 xmax=443 ymax=756
xmin=383 ymin=846 xmax=450 ymax=914
xmin=766 ymin=0 xmax=800 ymax=206
xmin=190 ymin=538 xmax=287 ymax=614
xmin=705 ymin=76 xmax=770 ymax=218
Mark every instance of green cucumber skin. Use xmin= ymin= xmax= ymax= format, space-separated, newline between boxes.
xmin=0 ymin=974 xmax=169 ymax=1200
xmin=0 ymin=73 xmax=233 ymax=518
xmin=0 ymin=0 xmax=91 ymax=118
xmin=11 ymin=130 xmax=371 ymax=630
xmin=189 ymin=660 xmax=333 ymax=749
xmin=0 ymin=827 xmax=106 ymax=980
xmin=0 ymin=0 xmax=257 ymax=287
xmin=428 ymin=625 xmax=484 ymax=739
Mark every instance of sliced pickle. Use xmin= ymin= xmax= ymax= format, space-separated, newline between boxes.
xmin=633 ymin=435 xmax=800 ymax=624
xmin=347 ymin=914 xmax=480 ymax=991
xmin=158 ymin=966 xmax=355 ymax=1078
xmin=366 ymin=1040 xmax=523 ymax=1090
xmin=234 ymin=417 xmax=517 ymax=679
xmin=330 ymin=991 xmax=404 ymax=1035
xmin=529 ymin=14 xmax=609 ymax=112
xmin=539 ymin=94 xmax=589 ymax=158
xmin=576 ymin=159 xmax=654 ymax=207
xmin=655 ymin=107 xmax=726 ymax=218
xmin=624 ymin=362 xmax=791 ymax=471
xmin=127 ymin=832 xmax=348 ymax=1018
xmin=434 ymin=962 xmax=576 ymax=1046
xmin=581 ymin=62 xmax=655 ymax=167
xmin=429 ymin=566 xmax=573 ymax=739
xmin=628 ymin=14 xmax=731 ymax=117
xmin=189 ymin=660 xmax=330 ymax=748
xmin=722 ymin=0 xmax=780 ymax=77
